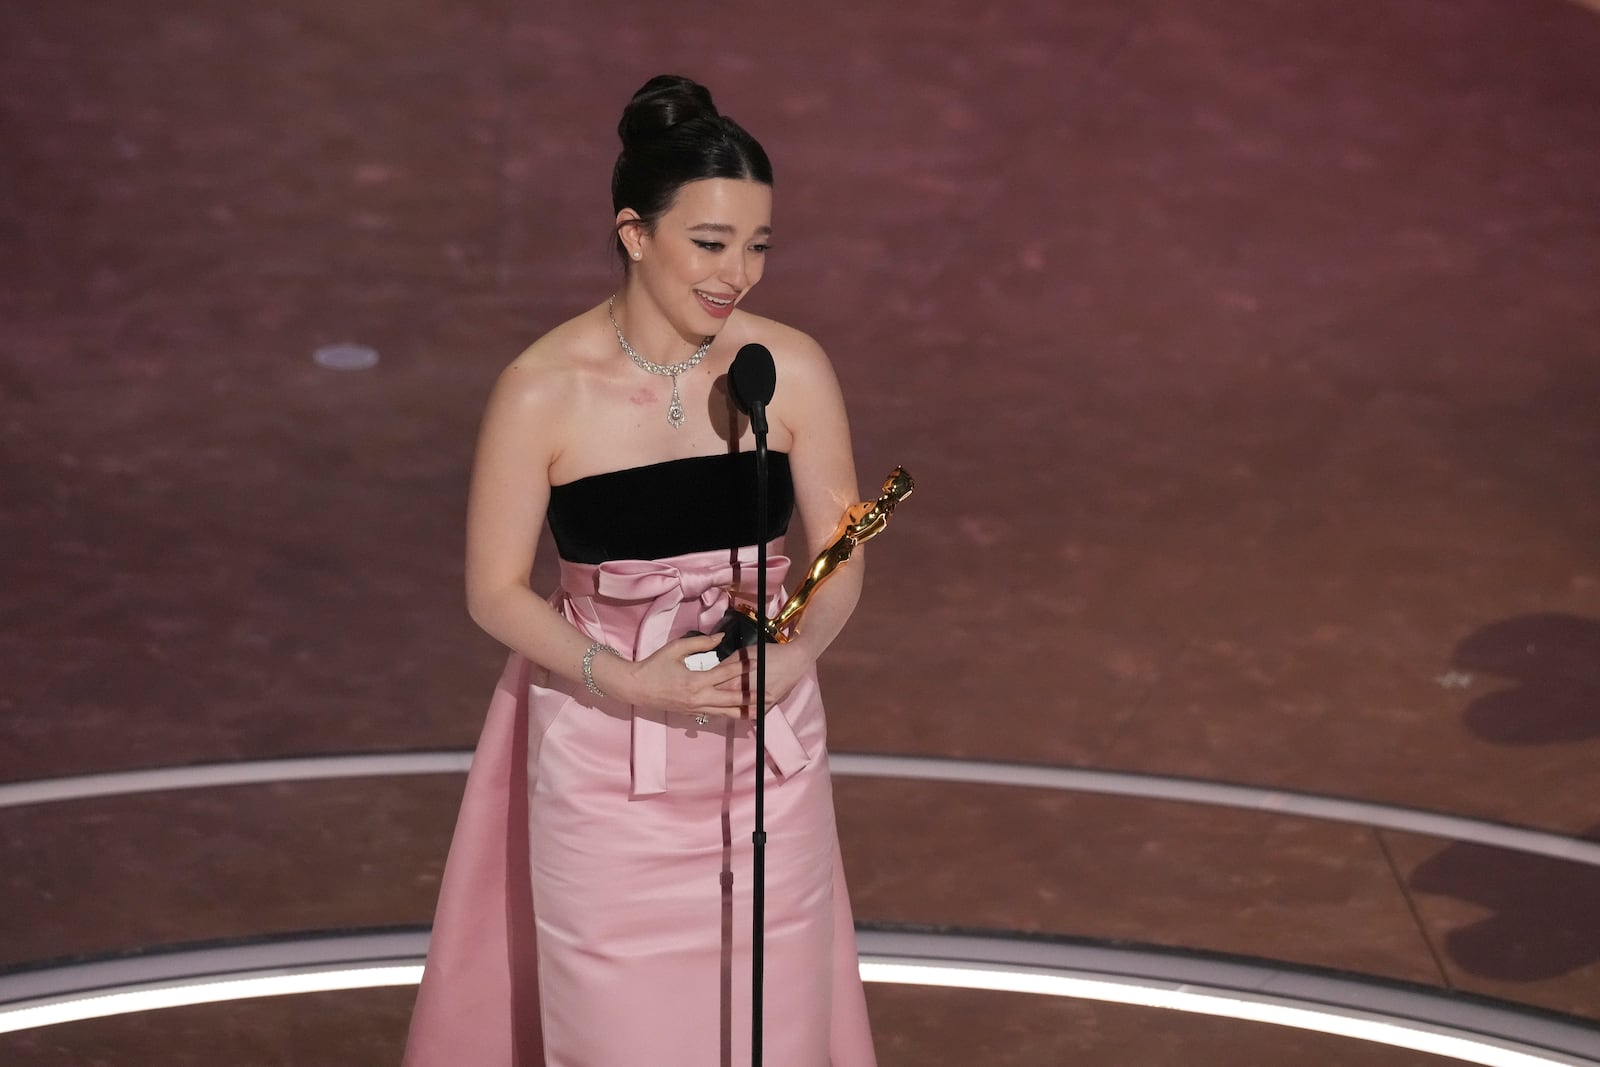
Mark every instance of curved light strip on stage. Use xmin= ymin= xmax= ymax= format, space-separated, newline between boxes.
xmin=1 ymin=930 xmax=1597 ymax=1066
xmin=2 ymin=751 xmax=1597 ymax=867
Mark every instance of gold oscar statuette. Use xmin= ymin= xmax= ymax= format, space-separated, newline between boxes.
xmin=708 ymin=466 xmax=915 ymax=660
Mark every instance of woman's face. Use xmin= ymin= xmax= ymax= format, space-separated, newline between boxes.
xmin=624 ymin=178 xmax=773 ymax=340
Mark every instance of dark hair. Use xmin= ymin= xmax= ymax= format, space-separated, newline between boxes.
xmin=611 ymin=75 xmax=773 ymax=264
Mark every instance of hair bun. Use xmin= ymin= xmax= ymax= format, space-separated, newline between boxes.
xmin=618 ymin=75 xmax=719 ymax=148
xmin=608 ymin=74 xmax=771 ymax=265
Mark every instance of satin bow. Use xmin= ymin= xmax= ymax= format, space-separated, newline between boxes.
xmin=558 ymin=547 xmax=812 ymax=796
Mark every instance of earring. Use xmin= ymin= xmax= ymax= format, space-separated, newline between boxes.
xmin=632 ymin=251 xmax=642 ymax=260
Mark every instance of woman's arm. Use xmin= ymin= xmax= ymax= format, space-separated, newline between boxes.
xmin=464 ymin=353 xmax=749 ymax=715
xmin=720 ymin=328 xmax=864 ymax=705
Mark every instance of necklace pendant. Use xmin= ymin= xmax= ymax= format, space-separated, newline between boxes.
xmin=606 ymin=297 xmax=710 ymax=431
xmin=667 ymin=375 xmax=686 ymax=429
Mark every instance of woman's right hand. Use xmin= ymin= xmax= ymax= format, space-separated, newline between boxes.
xmin=591 ymin=634 xmax=753 ymax=719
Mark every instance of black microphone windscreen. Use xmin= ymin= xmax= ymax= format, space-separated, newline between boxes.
xmin=730 ymin=343 xmax=776 ymax=413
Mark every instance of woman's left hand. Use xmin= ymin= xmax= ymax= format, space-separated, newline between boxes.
xmin=712 ymin=640 xmax=815 ymax=714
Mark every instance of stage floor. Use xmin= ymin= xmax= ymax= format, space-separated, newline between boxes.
xmin=2 ymin=0 xmax=1598 ymax=1062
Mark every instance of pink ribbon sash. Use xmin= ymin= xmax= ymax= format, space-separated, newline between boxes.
xmin=556 ymin=544 xmax=812 ymax=796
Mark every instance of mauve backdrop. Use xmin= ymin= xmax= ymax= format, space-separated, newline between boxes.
xmin=1 ymin=1 xmax=1598 ymax=1062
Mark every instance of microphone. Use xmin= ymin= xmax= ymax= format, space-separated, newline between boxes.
xmin=730 ymin=343 xmax=776 ymax=435
xmin=681 ymin=342 xmax=781 ymax=673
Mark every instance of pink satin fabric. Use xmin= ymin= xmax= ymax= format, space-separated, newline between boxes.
xmin=404 ymin=543 xmax=877 ymax=1067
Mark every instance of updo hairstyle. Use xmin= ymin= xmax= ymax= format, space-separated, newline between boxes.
xmin=611 ymin=75 xmax=773 ymax=265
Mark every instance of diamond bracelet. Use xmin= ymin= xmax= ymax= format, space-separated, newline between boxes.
xmin=582 ymin=641 xmax=621 ymax=698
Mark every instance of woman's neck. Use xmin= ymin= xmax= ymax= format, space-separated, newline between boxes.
xmin=609 ymin=287 xmax=709 ymax=361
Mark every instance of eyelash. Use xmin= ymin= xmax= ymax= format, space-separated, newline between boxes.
xmin=694 ymin=240 xmax=772 ymax=254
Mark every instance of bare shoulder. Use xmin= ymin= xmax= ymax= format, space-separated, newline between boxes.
xmin=735 ymin=311 xmax=837 ymax=387
xmin=475 ymin=314 xmax=615 ymax=483
xmin=732 ymin=311 xmax=850 ymax=451
xmin=497 ymin=316 xmax=580 ymax=392
xmin=485 ymin=312 xmax=601 ymax=418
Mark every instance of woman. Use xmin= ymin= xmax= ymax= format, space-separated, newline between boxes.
xmin=403 ymin=75 xmax=878 ymax=1067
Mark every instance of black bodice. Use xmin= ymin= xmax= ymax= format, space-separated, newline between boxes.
xmin=547 ymin=452 xmax=794 ymax=564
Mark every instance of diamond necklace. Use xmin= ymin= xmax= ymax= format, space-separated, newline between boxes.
xmin=607 ymin=296 xmax=713 ymax=429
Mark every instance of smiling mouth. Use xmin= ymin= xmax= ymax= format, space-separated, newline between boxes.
xmin=696 ymin=290 xmax=735 ymax=308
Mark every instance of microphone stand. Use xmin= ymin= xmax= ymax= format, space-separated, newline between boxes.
xmin=750 ymin=422 xmax=769 ymax=1067
xmin=727 ymin=342 xmax=776 ymax=1067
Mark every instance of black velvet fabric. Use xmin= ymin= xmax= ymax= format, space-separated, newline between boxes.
xmin=547 ymin=451 xmax=793 ymax=564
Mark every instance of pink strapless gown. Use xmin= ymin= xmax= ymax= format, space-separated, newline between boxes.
xmin=403 ymin=543 xmax=877 ymax=1066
